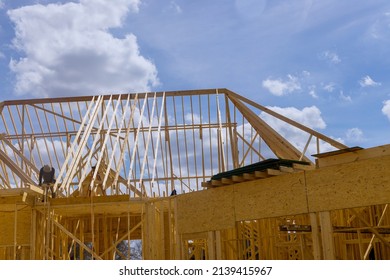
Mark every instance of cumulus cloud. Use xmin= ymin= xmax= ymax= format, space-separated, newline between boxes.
xmin=263 ymin=106 xmax=326 ymax=130
xmin=345 ymin=127 xmax=364 ymax=143
xmin=320 ymin=50 xmax=341 ymax=64
xmin=262 ymin=75 xmax=301 ymax=96
xmin=260 ymin=106 xmax=330 ymax=156
xmin=382 ymin=100 xmax=390 ymax=121
xmin=359 ymin=75 xmax=381 ymax=87
xmin=8 ymin=0 xmax=158 ymax=97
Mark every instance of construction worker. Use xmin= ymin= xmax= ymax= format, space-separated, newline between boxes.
xmin=39 ymin=164 xmax=56 ymax=200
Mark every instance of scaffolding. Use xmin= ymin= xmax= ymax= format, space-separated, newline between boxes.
xmin=0 ymin=88 xmax=389 ymax=259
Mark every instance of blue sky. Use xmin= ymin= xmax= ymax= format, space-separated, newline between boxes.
xmin=1 ymin=0 xmax=390 ymax=149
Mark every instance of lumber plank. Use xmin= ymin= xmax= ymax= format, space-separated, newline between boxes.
xmin=221 ymin=178 xmax=233 ymax=185
xmin=211 ymin=180 xmax=223 ymax=187
xmin=254 ymin=171 xmax=267 ymax=178
xmin=266 ymin=169 xmax=282 ymax=176
xmin=243 ymin=173 xmax=255 ymax=180
xmin=292 ymin=163 xmax=315 ymax=170
xmin=232 ymin=175 xmax=244 ymax=182
xmin=279 ymin=166 xmax=294 ymax=173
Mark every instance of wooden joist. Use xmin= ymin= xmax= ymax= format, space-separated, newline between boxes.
xmin=279 ymin=224 xmax=390 ymax=234
xmin=202 ymin=159 xmax=308 ymax=188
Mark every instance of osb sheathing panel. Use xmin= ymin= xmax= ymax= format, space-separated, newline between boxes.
xmin=176 ymin=187 xmax=235 ymax=234
xmin=306 ymin=154 xmax=390 ymax=212
xmin=176 ymin=154 xmax=390 ymax=234
xmin=316 ymin=144 xmax=390 ymax=168
xmin=176 ymin=173 xmax=307 ymax=234
xmin=0 ymin=208 xmax=31 ymax=246
xmin=234 ymin=172 xmax=308 ymax=221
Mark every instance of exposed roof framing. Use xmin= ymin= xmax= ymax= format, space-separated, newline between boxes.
xmin=0 ymin=88 xmax=346 ymax=197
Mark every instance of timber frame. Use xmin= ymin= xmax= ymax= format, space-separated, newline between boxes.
xmin=0 ymin=88 xmax=389 ymax=260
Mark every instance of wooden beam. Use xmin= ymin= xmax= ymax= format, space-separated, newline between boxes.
xmin=29 ymin=104 xmax=84 ymax=127
xmin=292 ymin=163 xmax=315 ymax=170
xmin=319 ymin=211 xmax=335 ymax=259
xmin=0 ymin=134 xmax=39 ymax=175
xmin=279 ymin=166 xmax=294 ymax=173
xmin=306 ymin=154 xmax=390 ymax=212
xmin=310 ymin=213 xmax=321 ymax=260
xmin=221 ymin=178 xmax=233 ymax=185
xmin=315 ymin=144 xmax=390 ymax=168
xmin=254 ymin=171 xmax=267 ymax=178
xmin=243 ymin=173 xmax=255 ymax=180
xmin=99 ymin=220 xmax=142 ymax=258
xmin=266 ymin=169 xmax=282 ymax=176
xmin=364 ymin=204 xmax=388 ymax=259
xmin=225 ymin=89 xmax=347 ymax=150
xmin=227 ymin=94 xmax=310 ymax=161
xmin=232 ymin=175 xmax=244 ymax=182
xmin=0 ymin=149 xmax=35 ymax=185
xmin=48 ymin=216 xmax=103 ymax=260
xmin=0 ymin=102 xmax=4 ymax=115
xmin=350 ymin=209 xmax=390 ymax=249
xmin=1 ymin=88 xmax=228 ymax=108
xmin=211 ymin=180 xmax=223 ymax=187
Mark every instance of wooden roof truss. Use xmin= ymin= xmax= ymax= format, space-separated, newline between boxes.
xmin=0 ymin=88 xmax=346 ymax=197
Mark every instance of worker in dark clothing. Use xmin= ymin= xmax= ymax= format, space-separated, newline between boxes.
xmin=39 ymin=164 xmax=56 ymax=199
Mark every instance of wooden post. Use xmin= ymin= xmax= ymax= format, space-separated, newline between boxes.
xmin=207 ymin=231 xmax=216 ymax=260
xmin=215 ymin=230 xmax=222 ymax=260
xmin=174 ymin=198 xmax=181 ymax=259
xmin=310 ymin=213 xmax=322 ymax=260
xmin=30 ymin=208 xmax=36 ymax=259
xmin=319 ymin=211 xmax=335 ymax=259
xmin=13 ymin=204 xmax=17 ymax=260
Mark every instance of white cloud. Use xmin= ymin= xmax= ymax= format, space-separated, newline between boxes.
xmin=321 ymin=50 xmax=341 ymax=64
xmin=382 ymin=100 xmax=390 ymax=121
xmin=0 ymin=1 xmax=4 ymax=9
xmin=264 ymin=106 xmax=326 ymax=130
xmin=262 ymin=74 xmax=301 ymax=96
xmin=259 ymin=106 xmax=339 ymax=157
xmin=308 ymin=85 xmax=317 ymax=98
xmin=8 ymin=0 xmax=158 ymax=97
xmin=345 ymin=127 xmax=364 ymax=143
xmin=359 ymin=75 xmax=381 ymax=87
xmin=323 ymin=83 xmax=335 ymax=92
xmin=369 ymin=12 xmax=390 ymax=41
xmin=339 ymin=90 xmax=352 ymax=102
xmin=169 ymin=1 xmax=183 ymax=14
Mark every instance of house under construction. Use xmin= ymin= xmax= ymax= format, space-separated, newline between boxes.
xmin=1 ymin=88 xmax=389 ymax=260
